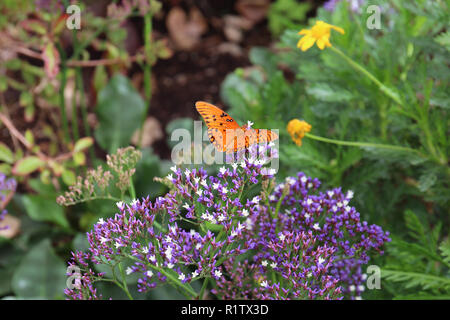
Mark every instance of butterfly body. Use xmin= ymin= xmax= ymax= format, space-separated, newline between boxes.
xmin=195 ymin=101 xmax=278 ymax=153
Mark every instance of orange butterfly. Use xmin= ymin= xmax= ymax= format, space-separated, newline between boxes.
xmin=195 ymin=101 xmax=278 ymax=154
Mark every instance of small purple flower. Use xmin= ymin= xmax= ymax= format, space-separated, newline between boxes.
xmin=0 ymin=173 xmax=17 ymax=231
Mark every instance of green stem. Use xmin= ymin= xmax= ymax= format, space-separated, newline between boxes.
xmin=329 ymin=46 xmax=403 ymax=106
xmin=198 ymin=277 xmax=209 ymax=299
xmin=305 ymin=132 xmax=423 ymax=155
xmin=139 ymin=11 xmax=153 ymax=148
xmin=58 ymin=51 xmax=71 ymax=143
xmin=126 ymin=254 xmax=197 ymax=298
xmin=128 ymin=176 xmax=136 ymax=200
xmin=117 ymin=263 xmax=134 ymax=300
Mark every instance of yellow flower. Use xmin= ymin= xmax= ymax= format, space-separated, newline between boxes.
xmin=287 ymin=119 xmax=311 ymax=146
xmin=297 ymin=21 xmax=345 ymax=51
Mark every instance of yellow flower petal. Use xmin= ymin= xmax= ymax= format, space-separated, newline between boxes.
xmin=300 ymin=36 xmax=316 ymax=51
xmin=287 ymin=119 xmax=312 ymax=146
xmin=296 ymin=20 xmax=344 ymax=51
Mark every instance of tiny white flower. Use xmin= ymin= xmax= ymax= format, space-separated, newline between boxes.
xmin=213 ymin=183 xmax=220 ymax=190
xmin=349 ymin=285 xmax=356 ymax=292
xmin=230 ymin=230 xmax=238 ymax=237
xmin=270 ymin=262 xmax=277 ymax=268
xmin=261 ymin=260 xmax=268 ymax=267
xmin=195 ymin=243 xmax=202 ymax=250
xmin=327 ymin=191 xmax=334 ymax=198
xmin=167 ymin=173 xmax=174 ymax=180
xmin=190 ymin=229 xmax=197 ymax=236
xmin=261 ymin=280 xmax=269 ymax=288
xmin=332 ymin=205 xmax=338 ymax=212
xmin=355 ymin=296 xmax=362 ymax=300
xmin=222 ymin=187 xmax=228 ymax=194
xmin=165 ymin=235 xmax=172 ymax=243
xmin=268 ymin=141 xmax=275 ymax=147
xmin=183 ymin=203 xmax=190 ymax=210
xmin=170 ymin=165 xmax=177 ymax=172
xmin=346 ymin=190 xmax=354 ymax=199
xmin=318 ymin=257 xmax=325 ymax=265
xmin=300 ymin=176 xmax=307 ymax=184
xmin=142 ymin=246 xmax=149 ymax=254
xmin=114 ymin=241 xmax=122 ymax=249
xmin=279 ymin=234 xmax=286 ymax=241
xmin=116 ymin=201 xmax=124 ymax=210
xmin=126 ymin=267 xmax=133 ymax=275
xmin=240 ymin=161 xmax=247 ymax=169
xmin=241 ymin=209 xmax=249 ymax=217
xmin=358 ymin=285 xmax=365 ymax=292
xmin=214 ymin=270 xmax=222 ymax=278
xmin=178 ymin=273 xmax=186 ymax=281
xmin=345 ymin=206 xmax=351 ymax=212
xmin=100 ymin=237 xmax=109 ymax=244
xmin=304 ymin=213 xmax=310 ymax=219
xmin=146 ymin=270 xmax=153 ymax=277
xmin=245 ymin=218 xmax=253 ymax=230
xmin=193 ymin=177 xmax=200 ymax=184
xmin=192 ymin=270 xmax=199 ymax=278
xmin=237 ymin=222 xmax=245 ymax=231
xmin=149 ymin=255 xmax=156 ymax=262
xmin=97 ymin=218 xmax=105 ymax=225
xmin=286 ymin=177 xmax=296 ymax=185
xmin=167 ymin=263 xmax=174 ymax=269
xmin=201 ymin=179 xmax=208 ymax=187
xmin=184 ymin=168 xmax=191 ymax=177
xmin=219 ymin=166 xmax=227 ymax=175
xmin=306 ymin=198 xmax=313 ymax=206
xmin=313 ymin=223 xmax=320 ymax=231
xmin=361 ymin=273 xmax=368 ymax=280
xmin=196 ymin=189 xmax=203 ymax=197
xmin=218 ymin=214 xmax=226 ymax=222
xmin=307 ymin=272 xmax=312 ymax=278
xmin=231 ymin=162 xmax=238 ymax=170
xmin=337 ymin=202 xmax=343 ymax=208
xmin=251 ymin=196 xmax=260 ymax=204
xmin=307 ymin=182 xmax=313 ymax=188
xmin=247 ymin=120 xmax=254 ymax=128
xmin=269 ymin=195 xmax=276 ymax=201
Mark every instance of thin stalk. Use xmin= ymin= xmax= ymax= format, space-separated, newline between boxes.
xmin=305 ymin=132 xmax=423 ymax=156
xmin=198 ymin=277 xmax=209 ymax=299
xmin=57 ymin=46 xmax=71 ymax=143
xmin=139 ymin=11 xmax=153 ymax=148
xmin=329 ymin=46 xmax=403 ymax=106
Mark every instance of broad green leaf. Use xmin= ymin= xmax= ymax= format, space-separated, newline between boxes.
xmin=12 ymin=156 xmax=45 ymax=175
xmin=0 ymin=142 xmax=13 ymax=163
xmin=22 ymin=194 xmax=69 ymax=229
xmin=11 ymin=239 xmax=67 ymax=299
xmin=94 ymin=74 xmax=146 ymax=153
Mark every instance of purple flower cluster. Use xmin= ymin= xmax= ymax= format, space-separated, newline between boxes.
xmin=324 ymin=0 xmax=366 ymax=12
xmin=213 ymin=173 xmax=390 ymax=299
xmin=65 ymin=146 xmax=389 ymax=300
xmin=0 ymin=173 xmax=17 ymax=230
xmin=65 ymin=146 xmax=276 ymax=299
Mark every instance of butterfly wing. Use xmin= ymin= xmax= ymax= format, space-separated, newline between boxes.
xmin=196 ymin=101 xmax=241 ymax=153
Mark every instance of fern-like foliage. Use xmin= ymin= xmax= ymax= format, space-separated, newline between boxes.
xmin=383 ymin=211 xmax=450 ymax=299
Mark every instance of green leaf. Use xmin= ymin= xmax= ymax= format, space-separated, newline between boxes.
xmin=11 ymin=239 xmax=67 ymax=299
xmin=22 ymin=194 xmax=69 ymax=229
xmin=94 ymin=74 xmax=146 ymax=153
xmin=12 ymin=156 xmax=45 ymax=175
xmin=61 ymin=169 xmax=76 ymax=186
xmin=0 ymin=142 xmax=13 ymax=163
xmin=306 ymin=83 xmax=354 ymax=102
xmin=73 ymin=137 xmax=93 ymax=153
